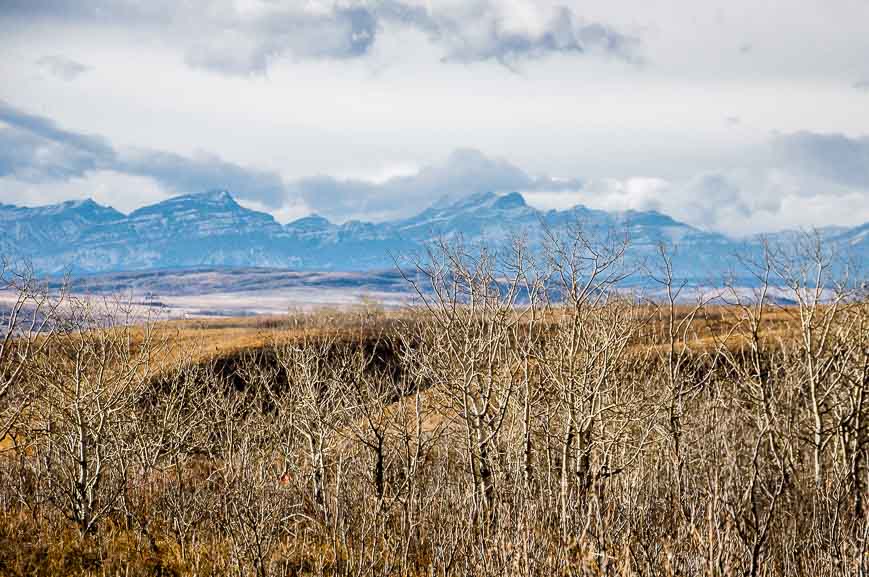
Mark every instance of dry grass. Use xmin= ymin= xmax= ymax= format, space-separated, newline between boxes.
xmin=0 ymin=290 xmax=865 ymax=576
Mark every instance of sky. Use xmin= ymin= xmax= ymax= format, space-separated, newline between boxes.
xmin=1 ymin=0 xmax=868 ymax=237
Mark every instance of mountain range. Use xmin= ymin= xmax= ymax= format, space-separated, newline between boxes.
xmin=1 ymin=190 xmax=867 ymax=285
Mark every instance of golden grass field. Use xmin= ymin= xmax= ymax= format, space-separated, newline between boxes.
xmin=1 ymin=295 xmax=865 ymax=577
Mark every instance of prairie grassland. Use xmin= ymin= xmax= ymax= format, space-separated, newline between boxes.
xmin=0 ymin=236 xmax=867 ymax=577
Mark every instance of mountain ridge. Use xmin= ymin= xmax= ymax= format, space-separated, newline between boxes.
xmin=1 ymin=190 xmax=866 ymax=282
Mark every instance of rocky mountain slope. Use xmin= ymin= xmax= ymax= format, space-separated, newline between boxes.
xmin=2 ymin=190 xmax=865 ymax=285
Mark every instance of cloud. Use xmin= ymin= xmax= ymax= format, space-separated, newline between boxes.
xmin=3 ymin=1 xmax=379 ymax=76
xmin=0 ymin=0 xmax=171 ymax=23
xmin=0 ymin=170 xmax=170 ymax=214
xmin=0 ymin=100 xmax=113 ymax=181
xmin=0 ymin=100 xmax=113 ymax=162
xmin=5 ymin=101 xmax=867 ymax=236
xmin=378 ymin=1 xmax=640 ymax=68
xmin=854 ymin=79 xmax=869 ymax=91
xmin=680 ymin=173 xmax=751 ymax=225
xmin=183 ymin=0 xmax=642 ymax=74
xmin=526 ymin=174 xmax=749 ymax=231
xmin=0 ymin=101 xmax=587 ymax=222
xmin=0 ymin=100 xmax=287 ymax=207
xmin=36 ymin=55 xmax=90 ymax=80
xmin=525 ymin=177 xmax=664 ymax=213
xmin=523 ymin=134 xmax=869 ymax=238
xmin=1 ymin=102 xmax=586 ymax=220
xmin=185 ymin=4 xmax=379 ymax=74
xmin=117 ymin=150 xmax=286 ymax=208
xmin=287 ymin=148 xmax=584 ymax=222
xmin=772 ymin=131 xmax=869 ymax=190
xmin=1 ymin=0 xmax=640 ymax=75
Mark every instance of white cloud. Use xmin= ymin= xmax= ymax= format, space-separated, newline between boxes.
xmin=0 ymin=100 xmax=289 ymax=207
xmin=36 ymin=55 xmax=90 ymax=80
xmin=0 ymin=171 xmax=169 ymax=213
xmin=283 ymin=148 xmax=583 ymax=222
xmin=3 ymin=0 xmax=640 ymax=76
xmin=1 ymin=0 xmax=868 ymax=237
xmin=525 ymin=150 xmax=869 ymax=238
xmin=3 ymin=100 xmax=869 ymax=236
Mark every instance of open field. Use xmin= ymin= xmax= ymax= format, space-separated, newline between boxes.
xmin=3 ymin=264 xmax=828 ymax=322
xmin=0 ymin=237 xmax=867 ymax=577
xmin=21 ymin=268 xmax=416 ymax=318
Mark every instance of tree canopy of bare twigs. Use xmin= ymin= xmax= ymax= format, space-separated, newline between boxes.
xmin=0 ymin=229 xmax=866 ymax=577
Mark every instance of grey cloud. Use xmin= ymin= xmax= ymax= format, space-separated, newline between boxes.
xmin=185 ymin=5 xmax=378 ymax=75
xmin=566 ymin=153 xmax=869 ymax=237
xmin=117 ymin=150 xmax=286 ymax=208
xmin=0 ymin=126 xmax=105 ymax=181
xmin=0 ymin=101 xmax=588 ymax=220
xmin=578 ymin=173 xmax=753 ymax=232
xmin=0 ymin=100 xmax=114 ymax=180
xmin=287 ymin=178 xmax=380 ymax=220
xmin=0 ymin=100 xmax=287 ymax=207
xmin=36 ymin=55 xmax=90 ymax=80
xmin=281 ymin=132 xmax=869 ymax=234
xmin=378 ymin=2 xmax=639 ymax=67
xmin=2 ymin=0 xmax=383 ymax=75
xmin=375 ymin=0 xmax=439 ymax=32
xmin=289 ymin=148 xmax=583 ymax=222
xmin=0 ymin=100 xmax=114 ymax=160
xmin=0 ymin=0 xmax=172 ymax=22
xmin=1 ymin=0 xmax=639 ymax=75
xmin=772 ymin=132 xmax=869 ymax=190
xmin=1 ymin=0 xmax=106 ymax=19
xmin=3 ymin=1 xmax=379 ymax=75
xmin=184 ymin=1 xmax=639 ymax=75
xmin=683 ymin=173 xmax=751 ymax=226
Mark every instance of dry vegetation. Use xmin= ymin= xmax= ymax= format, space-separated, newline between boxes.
xmin=0 ymin=231 xmax=867 ymax=577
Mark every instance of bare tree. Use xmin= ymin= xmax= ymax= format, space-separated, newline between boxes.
xmin=0 ymin=259 xmax=65 ymax=440
xmin=0 ymin=230 xmax=866 ymax=576
xmin=766 ymin=232 xmax=857 ymax=490
xmin=26 ymin=297 xmax=158 ymax=535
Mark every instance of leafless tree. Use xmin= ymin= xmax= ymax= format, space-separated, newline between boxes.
xmin=0 ymin=231 xmax=866 ymax=575
xmin=25 ymin=297 xmax=158 ymax=535
xmin=0 ymin=259 xmax=66 ymax=441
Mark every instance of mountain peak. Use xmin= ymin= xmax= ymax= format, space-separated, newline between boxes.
xmin=22 ymin=197 xmax=123 ymax=221
xmin=302 ymin=213 xmax=331 ymax=223
xmin=186 ymin=189 xmax=237 ymax=205
xmin=154 ymin=189 xmax=238 ymax=207
xmin=65 ymin=198 xmax=97 ymax=208
xmin=492 ymin=191 xmax=527 ymax=209
xmin=31 ymin=197 xmax=96 ymax=211
xmin=287 ymin=214 xmax=333 ymax=228
xmin=4 ymin=189 xmax=867 ymax=278
xmin=621 ymin=209 xmax=679 ymax=227
xmin=128 ymin=190 xmax=244 ymax=217
xmin=440 ymin=191 xmax=530 ymax=213
xmin=444 ymin=191 xmax=498 ymax=210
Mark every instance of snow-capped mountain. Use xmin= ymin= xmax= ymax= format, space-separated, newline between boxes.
xmin=0 ymin=198 xmax=123 ymax=252
xmin=1 ymin=190 xmax=866 ymax=285
xmin=832 ymin=222 xmax=869 ymax=251
xmin=279 ymin=190 xmax=741 ymax=279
